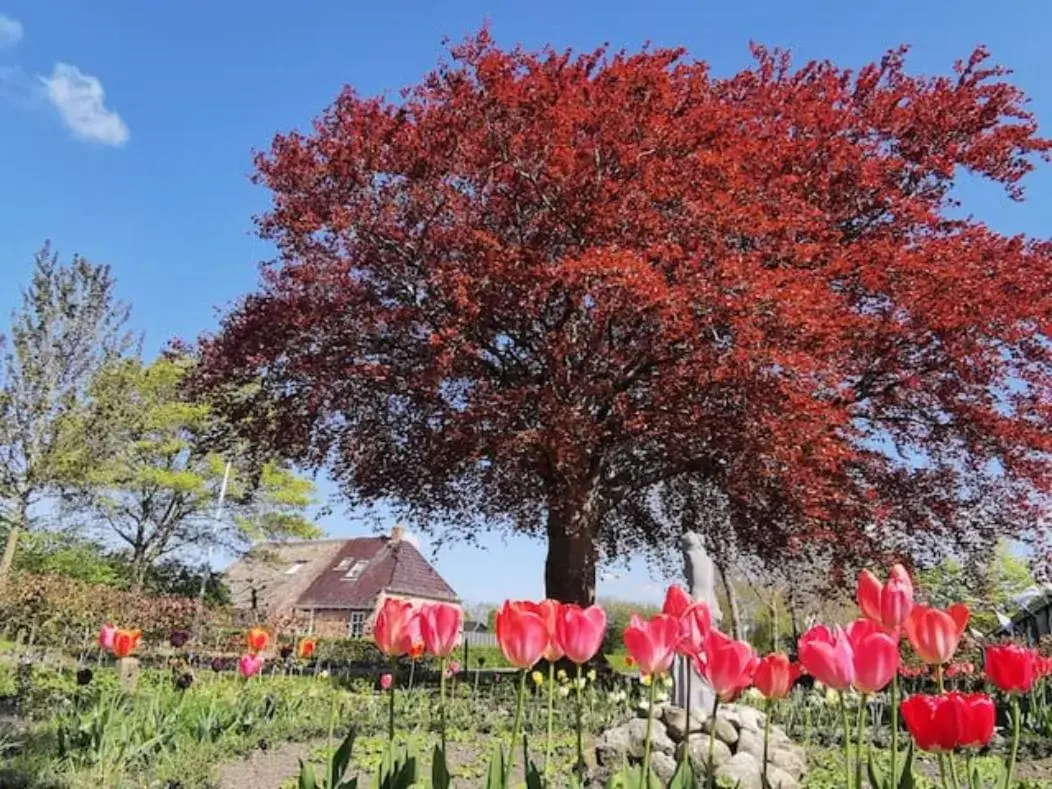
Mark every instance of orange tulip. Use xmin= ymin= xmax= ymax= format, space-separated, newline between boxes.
xmin=904 ymin=604 xmax=969 ymax=665
xmin=296 ymin=638 xmax=316 ymax=660
xmin=247 ymin=627 xmax=269 ymax=654
xmin=753 ymin=653 xmax=801 ymax=700
xmin=111 ymin=629 xmax=142 ymax=659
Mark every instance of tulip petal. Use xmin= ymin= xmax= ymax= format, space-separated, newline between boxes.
xmin=857 ymin=570 xmax=883 ymax=623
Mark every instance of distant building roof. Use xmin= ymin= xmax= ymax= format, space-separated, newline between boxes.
xmin=223 ymin=527 xmax=459 ymax=619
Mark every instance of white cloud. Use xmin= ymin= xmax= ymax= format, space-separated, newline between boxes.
xmin=0 ymin=14 xmax=22 ymax=48
xmin=41 ymin=63 xmax=129 ymax=147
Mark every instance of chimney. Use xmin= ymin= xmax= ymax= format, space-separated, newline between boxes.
xmin=389 ymin=524 xmax=404 ymax=543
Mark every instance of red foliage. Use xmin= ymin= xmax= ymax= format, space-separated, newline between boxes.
xmin=198 ymin=31 xmax=1052 ymax=603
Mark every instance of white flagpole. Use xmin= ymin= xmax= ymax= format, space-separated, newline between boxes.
xmin=192 ymin=460 xmax=232 ymax=651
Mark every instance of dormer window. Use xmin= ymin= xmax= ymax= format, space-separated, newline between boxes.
xmin=344 ymin=560 xmax=368 ymax=580
xmin=334 ymin=558 xmax=352 ymax=571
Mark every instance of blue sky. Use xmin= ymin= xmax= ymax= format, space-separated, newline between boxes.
xmin=1 ymin=0 xmax=1050 ymax=605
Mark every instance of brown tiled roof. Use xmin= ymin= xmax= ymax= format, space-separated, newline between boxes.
xmin=223 ymin=539 xmax=347 ymax=618
xmin=296 ymin=537 xmax=460 ymax=609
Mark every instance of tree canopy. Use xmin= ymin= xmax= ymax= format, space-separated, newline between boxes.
xmin=198 ymin=32 xmax=1052 ymax=604
xmin=62 ymin=355 xmax=321 ymax=585
xmin=0 ymin=243 xmax=135 ymax=581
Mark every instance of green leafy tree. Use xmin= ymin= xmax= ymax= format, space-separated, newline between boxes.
xmin=63 ymin=354 xmax=321 ymax=587
xmin=13 ymin=531 xmax=125 ymax=587
xmin=0 ymin=244 xmax=135 ymax=582
xmin=916 ymin=542 xmax=1035 ymax=633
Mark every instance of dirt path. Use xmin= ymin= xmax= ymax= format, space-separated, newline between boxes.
xmin=216 ymin=739 xmax=320 ymax=789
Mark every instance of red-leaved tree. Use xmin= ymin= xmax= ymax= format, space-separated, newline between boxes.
xmin=197 ymin=31 xmax=1052 ymax=604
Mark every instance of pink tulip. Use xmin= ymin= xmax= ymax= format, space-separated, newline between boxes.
xmin=846 ymin=619 xmax=900 ymax=693
xmin=420 ymin=602 xmax=462 ymax=658
xmin=555 ymin=604 xmax=607 ymax=665
xmin=798 ymin=625 xmax=855 ymax=690
xmin=858 ymin=564 xmax=914 ymax=632
xmin=678 ymin=602 xmax=713 ymax=658
xmin=98 ymin=623 xmax=116 ymax=650
xmin=373 ymin=598 xmax=421 ymax=657
xmin=495 ymin=601 xmax=549 ymax=669
xmin=524 ymin=599 xmax=565 ymax=662
xmin=699 ymin=629 xmax=758 ymax=703
xmin=238 ymin=653 xmax=264 ymax=678
xmin=662 ymin=585 xmax=693 ymax=619
xmin=380 ymin=672 xmax=393 ymax=690
xmin=623 ymin=613 xmax=680 ymax=677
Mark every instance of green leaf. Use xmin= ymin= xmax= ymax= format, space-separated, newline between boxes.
xmin=431 ymin=744 xmax=452 ymax=789
xmin=483 ymin=743 xmax=506 ymax=789
xmin=669 ymin=752 xmax=698 ymax=789
xmin=297 ymin=759 xmax=317 ymax=789
xmin=897 ymin=742 xmax=915 ymax=789
xmin=331 ymin=729 xmax=356 ymax=784
xmin=867 ymin=750 xmax=887 ymax=789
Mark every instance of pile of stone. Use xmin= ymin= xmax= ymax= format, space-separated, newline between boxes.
xmin=594 ymin=701 xmax=806 ymax=789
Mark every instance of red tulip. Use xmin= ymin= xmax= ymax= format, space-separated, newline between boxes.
xmin=380 ymin=672 xmax=393 ymax=690
xmin=846 ymin=619 xmax=900 ymax=694
xmin=901 ymin=692 xmax=995 ymax=752
xmin=555 ymin=604 xmax=607 ymax=664
xmin=985 ymin=644 xmax=1038 ymax=694
xmin=957 ymin=694 xmax=997 ymax=748
xmin=111 ymin=629 xmax=142 ymax=659
xmin=798 ymin=625 xmax=854 ymax=690
xmin=699 ymin=629 xmax=758 ymax=702
xmin=753 ymin=653 xmax=801 ymax=700
xmin=662 ymin=585 xmax=693 ymax=618
xmin=98 ymin=623 xmax=116 ymax=650
xmin=373 ymin=598 xmax=421 ymax=657
xmin=420 ymin=602 xmax=463 ymax=658
xmin=678 ymin=602 xmax=713 ymax=658
xmin=623 ymin=613 xmax=680 ymax=677
xmin=297 ymin=638 xmax=316 ymax=660
xmin=238 ymin=653 xmax=264 ymax=678
xmin=904 ymin=604 xmax=969 ymax=665
xmin=495 ymin=601 xmax=549 ymax=669
xmin=858 ymin=564 xmax=914 ymax=631
xmin=247 ymin=627 xmax=269 ymax=655
xmin=523 ymin=599 xmax=564 ymax=662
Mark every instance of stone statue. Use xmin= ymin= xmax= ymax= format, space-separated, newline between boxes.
xmin=672 ymin=531 xmax=719 ymax=716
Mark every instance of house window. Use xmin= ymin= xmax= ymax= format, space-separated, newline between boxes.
xmin=344 ymin=560 xmax=368 ymax=580
xmin=334 ymin=558 xmax=352 ymax=572
xmin=285 ymin=561 xmax=307 ymax=575
xmin=349 ymin=611 xmax=367 ymax=638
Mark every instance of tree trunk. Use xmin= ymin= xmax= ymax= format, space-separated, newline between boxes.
xmin=129 ymin=547 xmax=149 ymax=593
xmin=716 ymin=561 xmax=743 ymax=640
xmin=0 ymin=498 xmax=30 ymax=585
xmin=544 ymin=501 xmax=600 ymax=606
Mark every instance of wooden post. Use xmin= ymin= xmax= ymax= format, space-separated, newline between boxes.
xmin=118 ymin=656 xmax=140 ymax=691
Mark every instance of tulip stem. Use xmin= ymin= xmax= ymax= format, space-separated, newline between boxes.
xmin=387 ymin=660 xmax=396 ymax=744
xmin=439 ymin=657 xmax=447 ymax=753
xmin=642 ymin=676 xmax=657 ymax=789
xmin=1003 ymin=694 xmax=1020 ymax=789
xmin=966 ymin=752 xmax=976 ymax=789
xmin=855 ymin=695 xmax=867 ymax=789
xmin=935 ymin=665 xmax=962 ymax=789
xmin=506 ymin=669 xmax=527 ymax=783
xmin=762 ymin=699 xmax=772 ymax=779
xmin=544 ymin=661 xmax=555 ymax=782
xmin=890 ymin=673 xmax=900 ymax=785
xmin=839 ymin=691 xmax=853 ymax=789
xmin=575 ymin=663 xmax=586 ymax=781
xmin=708 ymin=695 xmax=720 ymax=789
